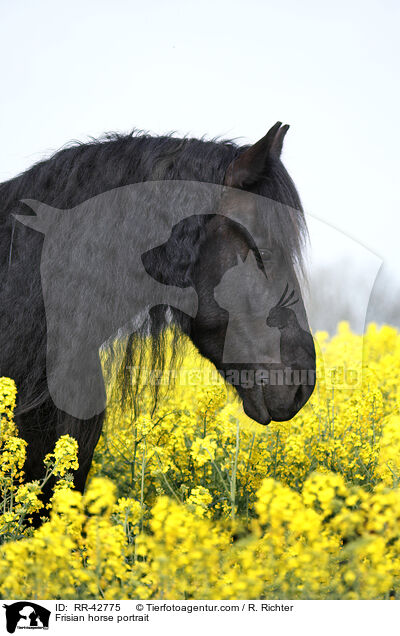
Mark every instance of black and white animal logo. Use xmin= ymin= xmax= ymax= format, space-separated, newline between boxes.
xmin=3 ymin=602 xmax=50 ymax=633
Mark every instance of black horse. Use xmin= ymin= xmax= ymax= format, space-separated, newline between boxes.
xmin=0 ymin=122 xmax=315 ymax=507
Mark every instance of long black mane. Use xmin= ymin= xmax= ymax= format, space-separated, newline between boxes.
xmin=0 ymin=130 xmax=307 ymax=418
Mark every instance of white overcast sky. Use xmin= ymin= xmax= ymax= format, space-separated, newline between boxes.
xmin=1 ymin=0 xmax=399 ymax=283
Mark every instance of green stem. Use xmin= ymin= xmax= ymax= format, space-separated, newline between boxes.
xmin=154 ymin=452 xmax=181 ymax=503
xmin=140 ymin=441 xmax=147 ymax=533
xmin=230 ymin=421 xmax=240 ymax=520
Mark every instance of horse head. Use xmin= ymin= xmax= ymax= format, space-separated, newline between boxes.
xmin=189 ymin=123 xmax=316 ymax=424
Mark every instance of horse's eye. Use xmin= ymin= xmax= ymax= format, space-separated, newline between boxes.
xmin=259 ymin=248 xmax=273 ymax=261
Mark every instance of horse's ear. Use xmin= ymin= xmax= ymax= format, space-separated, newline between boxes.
xmin=14 ymin=200 xmax=60 ymax=234
xmin=225 ymin=122 xmax=289 ymax=188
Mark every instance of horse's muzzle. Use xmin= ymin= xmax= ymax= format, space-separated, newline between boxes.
xmin=241 ymin=371 xmax=316 ymax=425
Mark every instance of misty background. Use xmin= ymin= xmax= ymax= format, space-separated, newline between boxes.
xmin=1 ymin=0 xmax=399 ymax=333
